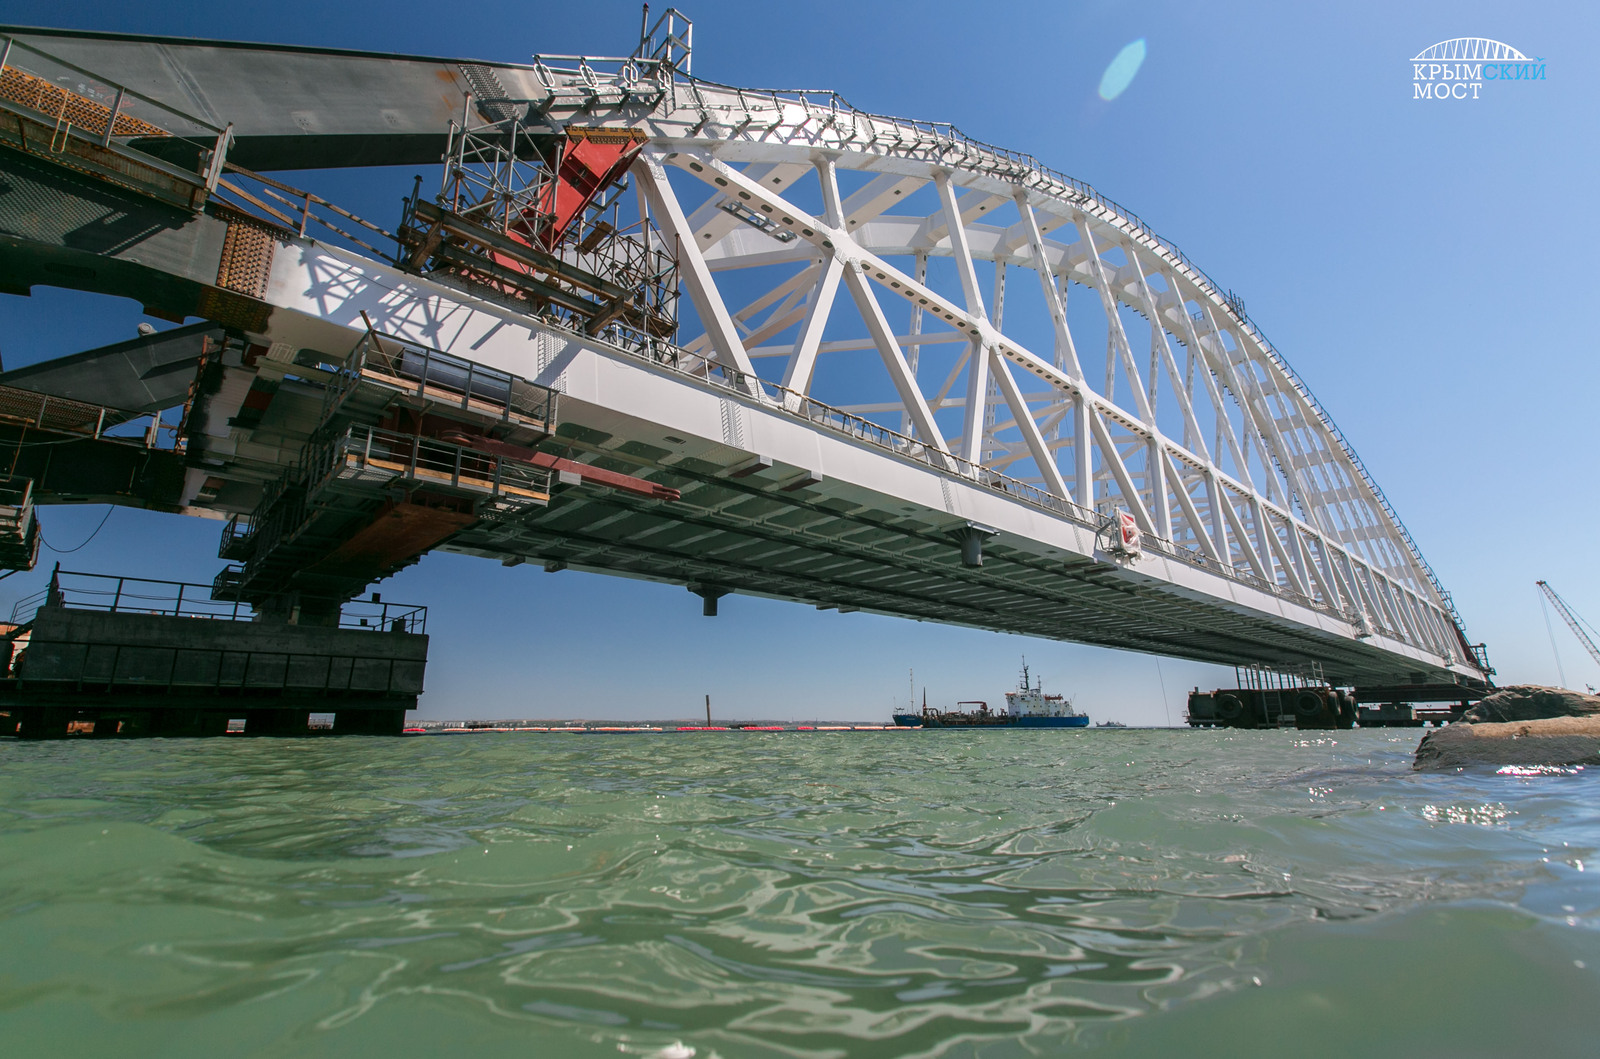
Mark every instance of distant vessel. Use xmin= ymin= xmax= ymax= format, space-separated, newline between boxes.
xmin=894 ymin=660 xmax=1089 ymax=728
xmin=1096 ymin=720 xmax=1128 ymax=728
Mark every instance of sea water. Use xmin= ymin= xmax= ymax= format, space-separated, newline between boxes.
xmin=1 ymin=728 xmax=1597 ymax=1058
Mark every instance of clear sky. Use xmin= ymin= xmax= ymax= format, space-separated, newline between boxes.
xmin=2 ymin=0 xmax=1596 ymax=722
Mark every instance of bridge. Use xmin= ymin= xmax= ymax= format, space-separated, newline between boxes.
xmin=1410 ymin=39 xmax=1531 ymax=63
xmin=0 ymin=16 xmax=1489 ymax=734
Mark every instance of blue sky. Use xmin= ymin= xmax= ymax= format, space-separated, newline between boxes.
xmin=2 ymin=0 xmax=1596 ymax=721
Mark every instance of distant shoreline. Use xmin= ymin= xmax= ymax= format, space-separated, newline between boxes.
xmin=402 ymin=720 xmax=1184 ymax=733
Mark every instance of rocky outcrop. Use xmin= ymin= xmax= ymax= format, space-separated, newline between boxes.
xmin=1460 ymin=685 xmax=1600 ymax=723
xmin=1412 ymin=715 xmax=1600 ymax=771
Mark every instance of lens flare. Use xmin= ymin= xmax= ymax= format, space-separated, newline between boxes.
xmin=1098 ymin=38 xmax=1147 ymax=101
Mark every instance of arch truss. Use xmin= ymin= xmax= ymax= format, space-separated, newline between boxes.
xmin=477 ymin=53 xmax=1476 ymax=668
xmin=1410 ymin=39 xmax=1529 ymax=63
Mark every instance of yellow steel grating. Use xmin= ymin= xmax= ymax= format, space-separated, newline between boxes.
xmin=0 ymin=66 xmax=168 ymax=139
xmin=0 ymin=384 xmax=120 ymax=433
xmin=216 ymin=220 xmax=277 ymax=299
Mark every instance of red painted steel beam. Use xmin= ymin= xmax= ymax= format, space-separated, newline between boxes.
xmin=536 ymin=129 xmax=647 ymax=248
xmin=438 ymin=432 xmax=680 ymax=501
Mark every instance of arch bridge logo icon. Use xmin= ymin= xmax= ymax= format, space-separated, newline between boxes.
xmin=1411 ymin=39 xmax=1545 ymax=99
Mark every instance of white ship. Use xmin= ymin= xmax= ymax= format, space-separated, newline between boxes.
xmin=1001 ymin=659 xmax=1089 ymax=727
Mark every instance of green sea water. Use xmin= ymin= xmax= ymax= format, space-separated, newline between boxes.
xmin=1 ymin=728 xmax=1597 ymax=1058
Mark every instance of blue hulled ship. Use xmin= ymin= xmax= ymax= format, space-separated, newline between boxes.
xmin=894 ymin=661 xmax=1089 ymax=728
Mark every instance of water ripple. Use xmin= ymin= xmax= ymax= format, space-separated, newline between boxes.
xmin=2 ymin=730 xmax=1599 ymax=1056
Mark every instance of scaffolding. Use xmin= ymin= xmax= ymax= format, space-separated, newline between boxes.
xmin=397 ymin=114 xmax=678 ymax=353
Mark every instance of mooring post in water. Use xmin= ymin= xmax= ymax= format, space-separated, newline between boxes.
xmin=705 ymin=694 xmax=711 ymax=726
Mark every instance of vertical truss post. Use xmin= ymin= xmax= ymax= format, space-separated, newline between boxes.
xmin=984 ymin=262 xmax=1006 ymax=463
xmin=1149 ymin=440 xmax=1171 ymax=539
xmin=1073 ymin=396 xmax=1093 ymax=509
xmin=903 ymin=250 xmax=929 ymax=436
xmin=935 ymin=172 xmax=991 ymax=466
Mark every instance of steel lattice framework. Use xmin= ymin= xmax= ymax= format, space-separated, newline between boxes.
xmin=509 ymin=32 xmax=1471 ymax=666
xmin=0 ymin=19 xmax=1485 ymax=681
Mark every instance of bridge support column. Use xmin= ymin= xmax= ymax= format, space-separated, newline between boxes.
xmin=949 ymin=524 xmax=997 ymax=568
xmin=691 ymin=585 xmax=729 ymax=616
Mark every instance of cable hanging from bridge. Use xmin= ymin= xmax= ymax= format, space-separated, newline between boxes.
xmin=38 ymin=505 xmax=114 ymax=555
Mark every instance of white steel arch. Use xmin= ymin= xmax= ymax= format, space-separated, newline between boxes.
xmin=1410 ymin=39 xmax=1529 ymax=62
xmin=513 ymin=58 xmax=1472 ymax=666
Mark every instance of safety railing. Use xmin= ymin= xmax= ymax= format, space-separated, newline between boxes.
xmin=210 ymin=162 xmax=401 ymax=260
xmin=12 ymin=567 xmax=427 ymax=634
xmin=1139 ymin=533 xmax=1339 ymax=618
xmin=323 ymin=423 xmax=554 ymax=504
xmin=339 ymin=328 xmax=559 ymax=432
xmin=0 ymin=383 xmax=160 ymax=443
xmin=221 ymin=415 xmax=554 ymax=592
xmin=218 ymin=470 xmax=302 ymax=573
xmin=0 ymin=34 xmax=231 ymax=200
xmin=13 ymin=568 xmax=254 ymax=623
xmin=338 ymin=595 xmax=429 ymax=635
xmin=217 ymin=514 xmax=251 ymax=560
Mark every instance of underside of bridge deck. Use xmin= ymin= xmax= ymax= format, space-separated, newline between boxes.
xmin=443 ymin=439 xmax=1430 ymax=682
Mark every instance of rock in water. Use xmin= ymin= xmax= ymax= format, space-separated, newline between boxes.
xmin=1413 ymin=716 xmax=1600 ymax=772
xmin=1461 ymin=685 xmax=1600 ymax=724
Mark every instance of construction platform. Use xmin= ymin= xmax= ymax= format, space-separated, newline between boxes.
xmin=0 ymin=569 xmax=427 ymax=738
